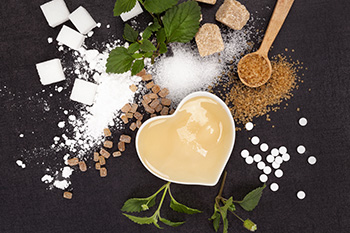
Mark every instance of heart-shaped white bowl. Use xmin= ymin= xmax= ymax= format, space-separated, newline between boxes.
xmin=136 ymin=91 xmax=236 ymax=186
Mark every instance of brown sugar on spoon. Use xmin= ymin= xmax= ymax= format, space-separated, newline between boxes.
xmin=237 ymin=54 xmax=271 ymax=87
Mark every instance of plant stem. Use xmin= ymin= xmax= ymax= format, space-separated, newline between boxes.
xmin=231 ymin=210 xmax=244 ymax=223
xmin=218 ymin=171 xmax=228 ymax=198
xmin=156 ymin=182 xmax=170 ymax=213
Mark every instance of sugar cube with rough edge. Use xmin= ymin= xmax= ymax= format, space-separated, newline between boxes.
xmin=195 ymin=23 xmax=224 ymax=57
xmin=56 ymin=25 xmax=85 ymax=50
xmin=196 ymin=0 xmax=217 ymax=5
xmin=63 ymin=191 xmax=73 ymax=199
xmin=40 ymin=0 xmax=70 ymax=28
xmin=215 ymin=0 xmax=250 ymax=30
xmin=70 ymin=79 xmax=98 ymax=105
xmin=36 ymin=58 xmax=66 ymax=85
xmin=78 ymin=161 xmax=87 ymax=172
xmin=120 ymin=1 xmax=143 ymax=22
xmin=100 ymin=167 xmax=107 ymax=177
xmin=69 ymin=6 xmax=97 ymax=34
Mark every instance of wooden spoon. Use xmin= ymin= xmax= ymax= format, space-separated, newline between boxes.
xmin=237 ymin=0 xmax=295 ymax=88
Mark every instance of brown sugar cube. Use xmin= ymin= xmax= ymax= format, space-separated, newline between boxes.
xmin=150 ymin=114 xmax=157 ymax=118
xmin=78 ymin=161 xmax=87 ymax=172
xmin=100 ymin=148 xmax=110 ymax=159
xmin=130 ymin=103 xmax=138 ymax=113
xmin=103 ymin=128 xmax=111 ymax=137
xmin=141 ymin=74 xmax=153 ymax=81
xmin=68 ymin=157 xmax=79 ymax=166
xmin=145 ymin=105 xmax=155 ymax=114
xmin=195 ymin=23 xmax=224 ymax=57
xmin=129 ymin=84 xmax=138 ymax=92
xmin=136 ymin=69 xmax=146 ymax=77
xmin=169 ymin=108 xmax=175 ymax=114
xmin=99 ymin=156 xmax=106 ymax=165
xmin=146 ymin=81 xmax=154 ymax=89
xmin=93 ymin=152 xmax=99 ymax=162
xmin=120 ymin=135 xmax=131 ymax=143
xmin=142 ymin=95 xmax=152 ymax=104
xmin=113 ymin=151 xmax=122 ymax=157
xmin=121 ymin=103 xmax=132 ymax=113
xmin=155 ymin=104 xmax=163 ymax=112
xmin=118 ymin=141 xmax=125 ymax=152
xmin=215 ymin=0 xmax=250 ymax=30
xmin=149 ymin=99 xmax=160 ymax=109
xmin=126 ymin=112 xmax=134 ymax=119
xmin=95 ymin=162 xmax=101 ymax=170
xmin=158 ymin=88 xmax=169 ymax=98
xmin=161 ymin=98 xmax=171 ymax=106
xmin=136 ymin=120 xmax=142 ymax=128
xmin=104 ymin=140 xmax=113 ymax=148
xmin=196 ymin=0 xmax=216 ymax=4
xmin=134 ymin=112 xmax=143 ymax=120
xmin=160 ymin=106 xmax=169 ymax=115
xmin=121 ymin=114 xmax=129 ymax=124
xmin=149 ymin=93 xmax=158 ymax=99
xmin=129 ymin=122 xmax=137 ymax=131
xmin=63 ymin=191 xmax=73 ymax=199
xmin=152 ymin=85 xmax=161 ymax=94
xmin=100 ymin=167 xmax=107 ymax=177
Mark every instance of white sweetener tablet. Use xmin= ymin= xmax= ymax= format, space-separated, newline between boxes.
xmin=245 ymin=122 xmax=254 ymax=131
xmin=257 ymin=161 xmax=265 ymax=170
xmin=253 ymin=154 xmax=262 ymax=162
xmin=263 ymin=166 xmax=272 ymax=175
xmin=299 ymin=117 xmax=308 ymax=126
xmin=266 ymin=154 xmax=274 ymax=163
xmin=297 ymin=191 xmax=306 ymax=199
xmin=259 ymin=174 xmax=268 ymax=183
xmin=251 ymin=136 xmax=260 ymax=145
xmin=271 ymin=148 xmax=279 ymax=156
xmin=245 ymin=156 xmax=254 ymax=165
xmin=297 ymin=145 xmax=306 ymax=154
xmin=270 ymin=183 xmax=279 ymax=192
xmin=241 ymin=149 xmax=249 ymax=158
xmin=279 ymin=146 xmax=287 ymax=155
xmin=308 ymin=156 xmax=317 ymax=165
xmin=282 ymin=153 xmax=291 ymax=162
xmin=275 ymin=169 xmax=283 ymax=178
xmin=260 ymin=143 xmax=269 ymax=152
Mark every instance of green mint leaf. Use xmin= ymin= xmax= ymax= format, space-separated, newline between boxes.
xmin=237 ymin=184 xmax=266 ymax=211
xmin=128 ymin=42 xmax=140 ymax=53
xmin=124 ymin=24 xmax=139 ymax=43
xmin=163 ymin=1 xmax=201 ymax=43
xmin=156 ymin=28 xmax=166 ymax=43
xmin=132 ymin=53 xmax=143 ymax=59
xmin=210 ymin=211 xmax=221 ymax=232
xmin=121 ymin=195 xmax=157 ymax=213
xmin=142 ymin=28 xmax=153 ymax=40
xmin=144 ymin=51 xmax=154 ymax=58
xmin=223 ymin=216 xmax=229 ymax=233
xmin=159 ymin=42 xmax=167 ymax=54
xmin=159 ymin=217 xmax=185 ymax=227
xmin=140 ymin=40 xmax=156 ymax=52
xmin=144 ymin=0 xmax=178 ymax=13
xmin=106 ymin=47 xmax=134 ymax=74
xmin=148 ymin=20 xmax=161 ymax=32
xmin=131 ymin=59 xmax=144 ymax=75
xmin=114 ymin=0 xmax=137 ymax=16
xmin=123 ymin=213 xmax=156 ymax=225
xmin=217 ymin=197 xmax=233 ymax=233
xmin=168 ymin=190 xmax=201 ymax=214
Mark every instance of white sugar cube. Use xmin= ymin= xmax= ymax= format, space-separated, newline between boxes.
xmin=69 ymin=6 xmax=97 ymax=34
xmin=36 ymin=58 xmax=65 ymax=85
xmin=40 ymin=0 xmax=70 ymax=27
xmin=120 ymin=1 xmax=143 ymax=22
xmin=70 ymin=79 xmax=98 ymax=105
xmin=56 ymin=25 xmax=85 ymax=50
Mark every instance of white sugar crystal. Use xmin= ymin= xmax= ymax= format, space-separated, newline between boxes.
xmin=120 ymin=1 xmax=143 ymax=22
xmin=297 ymin=145 xmax=306 ymax=154
xmin=299 ymin=117 xmax=308 ymax=126
xmin=251 ymin=136 xmax=260 ymax=145
xmin=297 ymin=191 xmax=306 ymax=199
xmin=69 ymin=6 xmax=97 ymax=34
xmin=266 ymin=154 xmax=274 ymax=163
xmin=270 ymin=183 xmax=279 ymax=192
xmin=263 ymin=166 xmax=272 ymax=175
xmin=245 ymin=156 xmax=254 ymax=164
xmin=40 ymin=0 xmax=70 ymax=27
xmin=47 ymin=37 xmax=53 ymax=43
xmin=56 ymin=25 xmax=85 ymax=50
xmin=279 ymin=146 xmax=287 ymax=154
xmin=271 ymin=148 xmax=279 ymax=156
xmin=282 ymin=153 xmax=290 ymax=162
xmin=36 ymin=58 xmax=66 ymax=85
xmin=253 ymin=154 xmax=262 ymax=162
xmin=308 ymin=156 xmax=317 ymax=165
xmin=257 ymin=161 xmax=265 ymax=170
xmin=275 ymin=169 xmax=283 ymax=178
xmin=259 ymin=174 xmax=268 ymax=183
xmin=260 ymin=143 xmax=269 ymax=152
xmin=70 ymin=79 xmax=98 ymax=105
xmin=241 ymin=149 xmax=249 ymax=158
xmin=245 ymin=122 xmax=253 ymax=131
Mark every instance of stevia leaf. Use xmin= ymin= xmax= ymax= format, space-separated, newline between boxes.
xmin=159 ymin=42 xmax=167 ymax=54
xmin=236 ymin=184 xmax=266 ymax=211
xmin=156 ymin=28 xmax=166 ymax=43
xmin=148 ymin=20 xmax=161 ymax=32
xmin=140 ymin=40 xmax=156 ymax=52
xmin=144 ymin=51 xmax=154 ymax=58
xmin=159 ymin=217 xmax=185 ymax=227
xmin=124 ymin=24 xmax=139 ymax=43
xmin=123 ymin=213 xmax=155 ymax=225
xmin=223 ymin=216 xmax=228 ymax=233
xmin=144 ymin=0 xmax=178 ymax=14
xmin=163 ymin=1 xmax=201 ymax=43
xmin=121 ymin=195 xmax=157 ymax=212
xmin=142 ymin=27 xmax=153 ymax=40
xmin=128 ymin=42 xmax=140 ymax=53
xmin=114 ymin=0 xmax=137 ymax=16
xmin=210 ymin=211 xmax=221 ymax=232
xmin=106 ymin=47 xmax=134 ymax=74
xmin=169 ymin=193 xmax=201 ymax=214
xmin=131 ymin=59 xmax=144 ymax=75
xmin=132 ymin=53 xmax=143 ymax=59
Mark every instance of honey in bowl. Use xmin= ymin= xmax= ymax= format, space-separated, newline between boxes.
xmin=136 ymin=92 xmax=235 ymax=186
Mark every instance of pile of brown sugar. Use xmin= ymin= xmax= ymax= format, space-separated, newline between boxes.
xmin=211 ymin=54 xmax=301 ymax=125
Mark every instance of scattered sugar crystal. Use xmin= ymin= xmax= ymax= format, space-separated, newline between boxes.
xmin=70 ymin=79 xmax=98 ymax=105
xmin=40 ymin=0 xmax=70 ymax=27
xmin=53 ymin=180 xmax=70 ymax=190
xmin=245 ymin=156 xmax=254 ymax=164
xmin=275 ymin=169 xmax=283 ymax=178
xmin=96 ymin=22 xmax=101 ymax=28
xmin=245 ymin=122 xmax=253 ymax=131
xmin=279 ymin=146 xmax=287 ymax=154
xmin=120 ymin=1 xmax=143 ymax=22
xmin=263 ymin=166 xmax=272 ymax=175
xmin=271 ymin=148 xmax=279 ymax=156
xmin=36 ymin=58 xmax=66 ymax=85
xmin=57 ymin=86 xmax=63 ymax=92
xmin=257 ymin=161 xmax=265 ymax=170
xmin=58 ymin=121 xmax=65 ymax=128
xmin=68 ymin=115 xmax=76 ymax=121
xmin=299 ymin=117 xmax=307 ymax=126
xmin=41 ymin=174 xmax=54 ymax=183
xmin=241 ymin=149 xmax=249 ymax=158
xmin=63 ymin=110 xmax=68 ymax=115
xmin=260 ymin=143 xmax=268 ymax=152
xmin=62 ymin=166 xmax=74 ymax=178
xmin=259 ymin=174 xmax=268 ymax=183
xmin=47 ymin=37 xmax=53 ymax=43
xmin=16 ymin=160 xmax=26 ymax=169
xmin=253 ymin=154 xmax=262 ymax=162
xmin=266 ymin=154 xmax=274 ymax=163
xmin=297 ymin=191 xmax=306 ymax=199
xmin=53 ymin=136 xmax=60 ymax=141
xmin=282 ymin=153 xmax=290 ymax=162
xmin=297 ymin=145 xmax=306 ymax=154
xmin=69 ymin=6 xmax=97 ymax=34
xmin=270 ymin=183 xmax=279 ymax=192
xmin=106 ymin=24 xmax=110 ymax=28
xmin=87 ymin=31 xmax=94 ymax=37
xmin=308 ymin=156 xmax=317 ymax=165
xmin=19 ymin=134 xmax=24 ymax=138
xmin=251 ymin=136 xmax=260 ymax=145
xmin=56 ymin=25 xmax=85 ymax=50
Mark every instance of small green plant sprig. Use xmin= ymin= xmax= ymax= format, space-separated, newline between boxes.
xmin=210 ymin=171 xmax=266 ymax=233
xmin=106 ymin=0 xmax=201 ymax=75
xmin=121 ymin=182 xmax=201 ymax=229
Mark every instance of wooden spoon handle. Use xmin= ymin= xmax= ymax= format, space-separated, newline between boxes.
xmin=259 ymin=0 xmax=295 ymax=55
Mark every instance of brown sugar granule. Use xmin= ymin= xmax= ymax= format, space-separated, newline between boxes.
xmin=142 ymin=74 xmax=153 ymax=81
xmin=103 ymin=128 xmax=111 ymax=137
xmin=93 ymin=152 xmax=99 ymax=162
xmin=238 ymin=54 xmax=271 ymax=87
xmin=150 ymin=113 xmax=157 ymax=118
xmin=121 ymin=114 xmax=129 ymax=124
xmin=148 ymin=93 xmax=158 ymax=99
xmin=145 ymin=105 xmax=155 ymax=114
xmin=78 ymin=161 xmax=87 ymax=172
xmin=118 ymin=141 xmax=125 ymax=152
xmin=136 ymin=120 xmax=142 ymax=128
xmin=152 ymin=85 xmax=161 ymax=94
xmin=120 ymin=135 xmax=131 ymax=143
xmin=136 ymin=69 xmax=146 ymax=77
xmin=143 ymin=95 xmax=152 ymax=104
xmin=95 ymin=162 xmax=101 ymax=170
xmin=100 ymin=167 xmax=107 ymax=177
xmin=134 ymin=112 xmax=143 ymax=120
xmin=129 ymin=122 xmax=137 ymax=131
xmin=146 ymin=81 xmax=155 ymax=89
xmin=160 ymin=106 xmax=169 ymax=115
xmin=104 ymin=140 xmax=113 ymax=148
xmin=100 ymin=148 xmax=110 ymax=159
xmin=63 ymin=191 xmax=73 ymax=199
xmin=169 ymin=108 xmax=175 ymax=115
xmin=161 ymin=98 xmax=171 ymax=106
xmin=126 ymin=112 xmax=134 ymax=119
xmin=158 ymin=88 xmax=169 ymax=98
xmin=129 ymin=84 xmax=137 ymax=92
xmin=130 ymin=103 xmax=138 ymax=113
xmin=155 ymin=104 xmax=163 ymax=112
xmin=149 ymin=99 xmax=160 ymax=109
xmin=68 ymin=157 xmax=79 ymax=166
xmin=113 ymin=151 xmax=122 ymax=157
xmin=121 ymin=103 xmax=132 ymax=113
xmin=99 ymin=156 xmax=106 ymax=165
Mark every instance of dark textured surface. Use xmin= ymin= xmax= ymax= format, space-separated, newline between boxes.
xmin=1 ymin=0 xmax=350 ymax=232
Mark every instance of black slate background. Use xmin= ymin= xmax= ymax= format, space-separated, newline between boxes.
xmin=1 ymin=0 xmax=350 ymax=232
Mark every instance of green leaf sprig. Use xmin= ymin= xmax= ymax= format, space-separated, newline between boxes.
xmin=210 ymin=171 xmax=265 ymax=233
xmin=121 ymin=182 xmax=201 ymax=229
xmin=107 ymin=0 xmax=201 ymax=75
